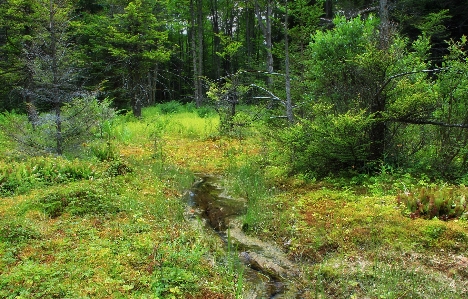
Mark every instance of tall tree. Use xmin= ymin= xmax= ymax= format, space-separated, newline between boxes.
xmin=0 ymin=0 xmax=114 ymax=156
xmin=22 ymin=0 xmax=86 ymax=155
xmin=106 ymin=0 xmax=170 ymax=116
xmin=284 ymin=0 xmax=293 ymax=123
xmin=0 ymin=0 xmax=36 ymax=111
xmin=255 ymin=0 xmax=274 ymax=88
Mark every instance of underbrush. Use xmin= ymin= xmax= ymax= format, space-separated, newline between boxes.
xmin=0 ymin=105 xmax=241 ymax=298
xmin=2 ymin=104 xmax=468 ymax=298
xmin=0 ymin=157 xmax=99 ymax=196
xmin=221 ymin=152 xmax=468 ymax=298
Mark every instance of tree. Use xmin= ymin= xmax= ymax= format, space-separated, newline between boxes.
xmin=0 ymin=0 xmax=36 ymax=111
xmin=0 ymin=0 xmax=115 ymax=156
xmin=20 ymin=0 xmax=87 ymax=155
xmin=287 ymin=13 xmax=468 ymax=177
xmin=283 ymin=0 xmax=293 ymax=123
xmin=254 ymin=0 xmax=275 ymax=88
xmin=106 ymin=0 xmax=170 ymax=117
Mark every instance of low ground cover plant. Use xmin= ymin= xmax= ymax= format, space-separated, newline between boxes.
xmin=398 ymin=186 xmax=468 ymax=220
xmin=1 ymin=105 xmax=468 ymax=298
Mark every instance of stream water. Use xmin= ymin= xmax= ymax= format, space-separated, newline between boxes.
xmin=184 ymin=175 xmax=304 ymax=299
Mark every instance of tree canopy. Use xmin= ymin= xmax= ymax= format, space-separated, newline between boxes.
xmin=1 ymin=0 xmax=468 ymax=178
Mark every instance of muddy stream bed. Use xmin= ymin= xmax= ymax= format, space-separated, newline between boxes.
xmin=183 ymin=175 xmax=305 ymax=298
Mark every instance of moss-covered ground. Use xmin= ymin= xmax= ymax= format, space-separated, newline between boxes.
xmin=1 ymin=104 xmax=467 ymax=298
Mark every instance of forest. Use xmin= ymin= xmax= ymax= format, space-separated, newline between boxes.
xmin=1 ymin=0 xmax=468 ymax=178
xmin=1 ymin=0 xmax=468 ymax=298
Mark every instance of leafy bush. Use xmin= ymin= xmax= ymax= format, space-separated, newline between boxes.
xmin=105 ymin=160 xmax=133 ymax=177
xmin=277 ymin=104 xmax=372 ymax=177
xmin=196 ymin=105 xmax=216 ymax=118
xmin=397 ymin=186 xmax=467 ymax=220
xmin=0 ymin=220 xmax=40 ymax=243
xmin=158 ymin=100 xmax=184 ymax=114
xmin=88 ymin=141 xmax=118 ymax=161
xmin=0 ymin=157 xmax=98 ymax=196
xmin=36 ymin=187 xmax=120 ymax=217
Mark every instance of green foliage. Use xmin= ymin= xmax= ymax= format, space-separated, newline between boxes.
xmin=105 ymin=160 xmax=133 ymax=177
xmin=0 ymin=157 xmax=98 ymax=196
xmin=286 ymin=13 xmax=468 ymax=179
xmin=0 ymin=97 xmax=116 ymax=157
xmin=151 ymin=266 xmax=199 ymax=297
xmin=34 ymin=187 xmax=120 ymax=217
xmin=415 ymin=9 xmax=451 ymax=40
xmin=397 ymin=187 xmax=468 ymax=220
xmin=0 ymin=260 xmax=73 ymax=298
xmin=157 ymin=100 xmax=185 ymax=114
xmin=88 ymin=141 xmax=118 ymax=161
xmin=0 ymin=220 xmax=40 ymax=244
xmin=196 ymin=106 xmax=217 ymax=118
xmin=278 ymin=104 xmax=372 ymax=177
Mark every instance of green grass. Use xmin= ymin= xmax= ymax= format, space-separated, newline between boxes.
xmin=0 ymin=105 xmax=236 ymax=298
xmin=1 ymin=104 xmax=468 ymax=298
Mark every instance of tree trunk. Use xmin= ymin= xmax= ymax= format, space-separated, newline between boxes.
xmin=196 ymin=0 xmax=204 ymax=107
xmin=325 ymin=0 xmax=333 ymax=19
xmin=131 ymin=73 xmax=142 ymax=117
xmin=284 ymin=0 xmax=293 ymax=123
xmin=49 ymin=0 xmax=63 ymax=155
xmin=210 ymin=0 xmax=221 ymax=78
xmin=153 ymin=64 xmax=159 ymax=104
xmin=245 ymin=7 xmax=255 ymax=68
xmin=132 ymin=96 xmax=142 ymax=117
xmin=190 ymin=0 xmax=200 ymax=107
xmin=265 ymin=0 xmax=273 ymax=88
xmin=369 ymin=0 xmax=391 ymax=162
xmin=379 ymin=0 xmax=389 ymax=50
xmin=255 ymin=0 xmax=274 ymax=88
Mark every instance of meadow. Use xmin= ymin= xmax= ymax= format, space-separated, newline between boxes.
xmin=1 ymin=102 xmax=467 ymax=298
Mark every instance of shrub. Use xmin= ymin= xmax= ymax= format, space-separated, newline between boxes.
xmin=105 ymin=160 xmax=133 ymax=177
xmin=397 ymin=186 xmax=467 ymax=220
xmin=0 ymin=157 xmax=98 ymax=196
xmin=88 ymin=141 xmax=118 ymax=161
xmin=276 ymin=104 xmax=372 ymax=177
xmin=158 ymin=101 xmax=184 ymax=114
xmin=36 ymin=187 xmax=120 ymax=217
xmin=196 ymin=106 xmax=216 ymax=118
xmin=0 ymin=220 xmax=40 ymax=243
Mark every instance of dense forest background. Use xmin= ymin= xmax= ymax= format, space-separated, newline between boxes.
xmin=1 ymin=0 xmax=468 ymax=180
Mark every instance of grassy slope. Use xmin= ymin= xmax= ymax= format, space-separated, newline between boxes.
xmin=1 ymin=106 xmax=468 ymax=298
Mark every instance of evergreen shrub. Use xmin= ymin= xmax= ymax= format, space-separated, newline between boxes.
xmin=277 ymin=104 xmax=372 ymax=177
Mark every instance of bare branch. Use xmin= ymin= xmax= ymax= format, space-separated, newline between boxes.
xmin=248 ymin=84 xmax=284 ymax=105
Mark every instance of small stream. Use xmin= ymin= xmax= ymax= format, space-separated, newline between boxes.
xmin=184 ymin=175 xmax=304 ymax=298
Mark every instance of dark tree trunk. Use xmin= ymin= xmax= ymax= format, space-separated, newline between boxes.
xmin=255 ymin=0 xmax=274 ymax=88
xmin=210 ymin=0 xmax=221 ymax=78
xmin=49 ymin=0 xmax=63 ymax=155
xmin=325 ymin=0 xmax=333 ymax=19
xmin=284 ymin=0 xmax=293 ymax=123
